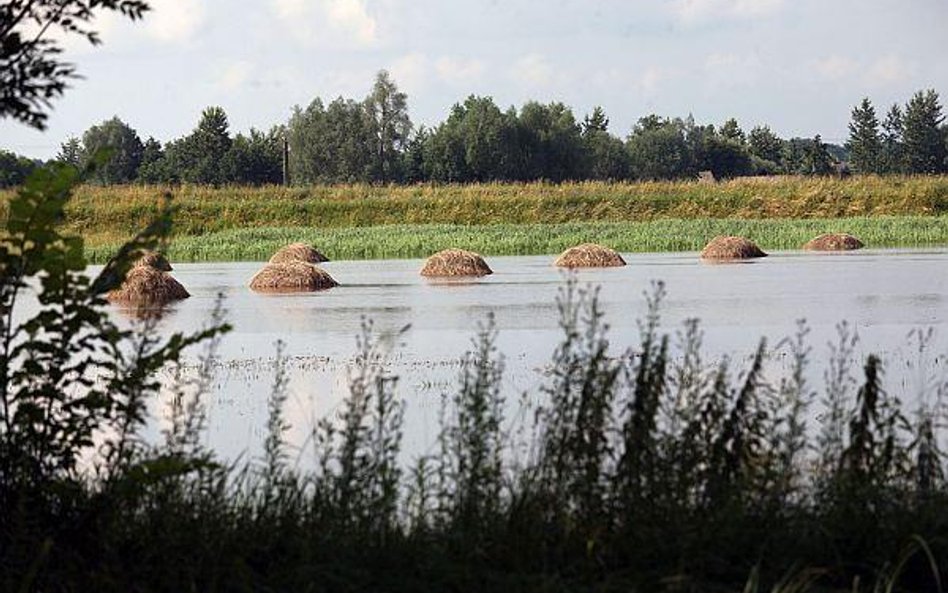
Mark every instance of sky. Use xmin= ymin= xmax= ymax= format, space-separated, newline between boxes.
xmin=2 ymin=0 xmax=947 ymax=159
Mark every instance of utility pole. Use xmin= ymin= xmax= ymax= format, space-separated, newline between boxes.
xmin=282 ymin=136 xmax=290 ymax=186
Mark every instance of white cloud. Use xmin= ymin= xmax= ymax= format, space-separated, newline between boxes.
xmin=326 ymin=0 xmax=377 ymax=46
xmin=390 ymin=53 xmax=429 ymax=95
xmin=272 ymin=0 xmax=308 ymax=19
xmin=865 ymin=55 xmax=912 ymax=87
xmin=270 ymin=0 xmax=377 ymax=48
xmin=216 ymin=61 xmax=254 ymax=91
xmin=815 ymin=55 xmax=857 ymax=81
xmin=671 ymin=0 xmax=785 ymax=24
xmin=435 ymin=57 xmax=487 ymax=87
xmin=146 ymin=0 xmax=206 ymax=43
xmin=511 ymin=53 xmax=555 ymax=88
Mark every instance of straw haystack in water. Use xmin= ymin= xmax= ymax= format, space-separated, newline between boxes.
xmin=420 ymin=249 xmax=493 ymax=277
xmin=134 ymin=251 xmax=172 ymax=271
xmin=249 ymin=261 xmax=338 ymax=292
xmin=107 ymin=266 xmax=189 ymax=305
xmin=700 ymin=236 xmax=768 ymax=260
xmin=554 ymin=243 xmax=626 ymax=268
xmin=268 ymin=242 xmax=329 ymax=264
xmin=803 ymin=233 xmax=864 ymax=251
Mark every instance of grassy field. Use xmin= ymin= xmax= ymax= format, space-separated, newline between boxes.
xmin=5 ymin=175 xmax=948 ymax=261
xmin=82 ymin=216 xmax=948 ymax=263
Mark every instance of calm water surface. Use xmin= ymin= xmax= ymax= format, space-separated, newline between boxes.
xmin=106 ymin=249 xmax=948 ymax=462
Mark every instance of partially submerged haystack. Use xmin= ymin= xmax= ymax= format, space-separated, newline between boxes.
xmin=268 ymin=242 xmax=329 ymax=265
xmin=803 ymin=233 xmax=864 ymax=251
xmin=554 ymin=243 xmax=626 ymax=268
xmin=249 ymin=261 xmax=338 ymax=292
xmin=420 ymin=249 xmax=493 ymax=277
xmin=134 ymin=250 xmax=172 ymax=271
xmin=107 ymin=266 xmax=189 ymax=305
xmin=700 ymin=236 xmax=768 ymax=260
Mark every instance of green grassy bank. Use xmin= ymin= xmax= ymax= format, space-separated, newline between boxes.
xmin=84 ymin=215 xmax=948 ymax=263
xmin=5 ymin=175 xmax=948 ymax=261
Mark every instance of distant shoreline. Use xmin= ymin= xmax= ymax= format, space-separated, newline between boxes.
xmin=2 ymin=176 xmax=945 ymax=263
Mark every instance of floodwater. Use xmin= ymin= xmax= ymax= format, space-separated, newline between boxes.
xmin=104 ymin=249 xmax=948 ymax=463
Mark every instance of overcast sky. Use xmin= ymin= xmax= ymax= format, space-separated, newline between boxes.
xmin=2 ymin=0 xmax=947 ymax=159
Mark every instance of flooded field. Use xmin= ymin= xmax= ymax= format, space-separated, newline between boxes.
xmin=105 ymin=249 xmax=948 ymax=462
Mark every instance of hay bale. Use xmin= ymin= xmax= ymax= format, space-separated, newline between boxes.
xmin=420 ymin=249 xmax=493 ymax=277
xmin=134 ymin=250 xmax=172 ymax=271
xmin=554 ymin=243 xmax=626 ymax=268
xmin=803 ymin=233 xmax=864 ymax=251
xmin=249 ymin=261 xmax=338 ymax=292
xmin=107 ymin=266 xmax=190 ymax=305
xmin=700 ymin=236 xmax=768 ymax=260
xmin=268 ymin=242 xmax=329 ymax=264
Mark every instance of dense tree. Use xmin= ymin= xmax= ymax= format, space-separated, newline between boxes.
xmin=287 ymin=97 xmax=374 ymax=184
xmin=161 ymin=106 xmax=234 ymax=185
xmin=801 ymin=135 xmax=834 ymax=176
xmin=364 ymin=70 xmax=412 ymax=182
xmin=748 ymin=125 xmax=783 ymax=173
xmin=517 ymin=101 xmax=584 ymax=181
xmin=627 ymin=116 xmax=693 ymax=180
xmin=401 ymin=127 xmax=430 ymax=183
xmin=422 ymin=113 xmax=469 ymax=183
xmin=136 ymin=137 xmax=164 ymax=183
xmin=719 ymin=118 xmax=745 ymax=145
xmin=223 ymin=127 xmax=284 ymax=185
xmin=456 ymin=96 xmax=518 ymax=181
xmin=846 ymin=98 xmax=882 ymax=174
xmin=902 ymin=90 xmax=946 ymax=174
xmin=582 ymin=106 xmax=609 ymax=135
xmin=580 ymin=106 xmax=629 ymax=180
xmin=0 ymin=1 xmax=149 ymax=129
xmin=692 ymin=129 xmax=752 ymax=179
xmin=880 ymin=104 xmax=905 ymax=174
xmin=0 ymin=149 xmax=37 ymax=187
xmin=56 ymin=137 xmax=83 ymax=168
xmin=80 ymin=116 xmax=144 ymax=184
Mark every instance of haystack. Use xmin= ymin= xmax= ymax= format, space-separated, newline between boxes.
xmin=249 ymin=261 xmax=338 ymax=292
xmin=803 ymin=233 xmax=864 ymax=251
xmin=700 ymin=236 xmax=768 ymax=260
xmin=134 ymin=250 xmax=172 ymax=271
xmin=554 ymin=243 xmax=626 ymax=268
xmin=420 ymin=249 xmax=493 ymax=277
xmin=268 ymin=242 xmax=329 ymax=264
xmin=107 ymin=266 xmax=190 ymax=305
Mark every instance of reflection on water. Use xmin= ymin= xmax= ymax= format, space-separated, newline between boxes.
xmin=85 ymin=249 xmax=948 ymax=462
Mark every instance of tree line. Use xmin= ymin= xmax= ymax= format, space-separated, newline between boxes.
xmin=1 ymin=71 xmax=946 ymax=187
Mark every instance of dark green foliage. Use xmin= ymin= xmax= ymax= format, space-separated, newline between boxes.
xmin=627 ymin=115 xmax=694 ymax=180
xmin=847 ymin=98 xmax=883 ymax=174
xmin=582 ymin=108 xmax=630 ymax=180
xmin=801 ymin=134 xmax=835 ymax=175
xmin=0 ymin=1 xmax=150 ymax=129
xmin=55 ymin=136 xmax=83 ymax=168
xmin=222 ymin=127 xmax=284 ymax=185
xmin=136 ymin=136 xmax=165 ymax=183
xmin=287 ymin=97 xmax=375 ymax=184
xmin=81 ymin=116 xmax=144 ymax=184
xmin=364 ymin=70 xmax=412 ymax=182
xmin=0 ymin=149 xmax=38 ymax=187
xmin=0 ymin=162 xmax=229 ymax=591
xmin=881 ymin=104 xmax=905 ymax=174
xmin=902 ymin=90 xmax=947 ymax=174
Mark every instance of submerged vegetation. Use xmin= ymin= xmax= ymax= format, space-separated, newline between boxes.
xmin=3 ymin=166 xmax=948 ymax=592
